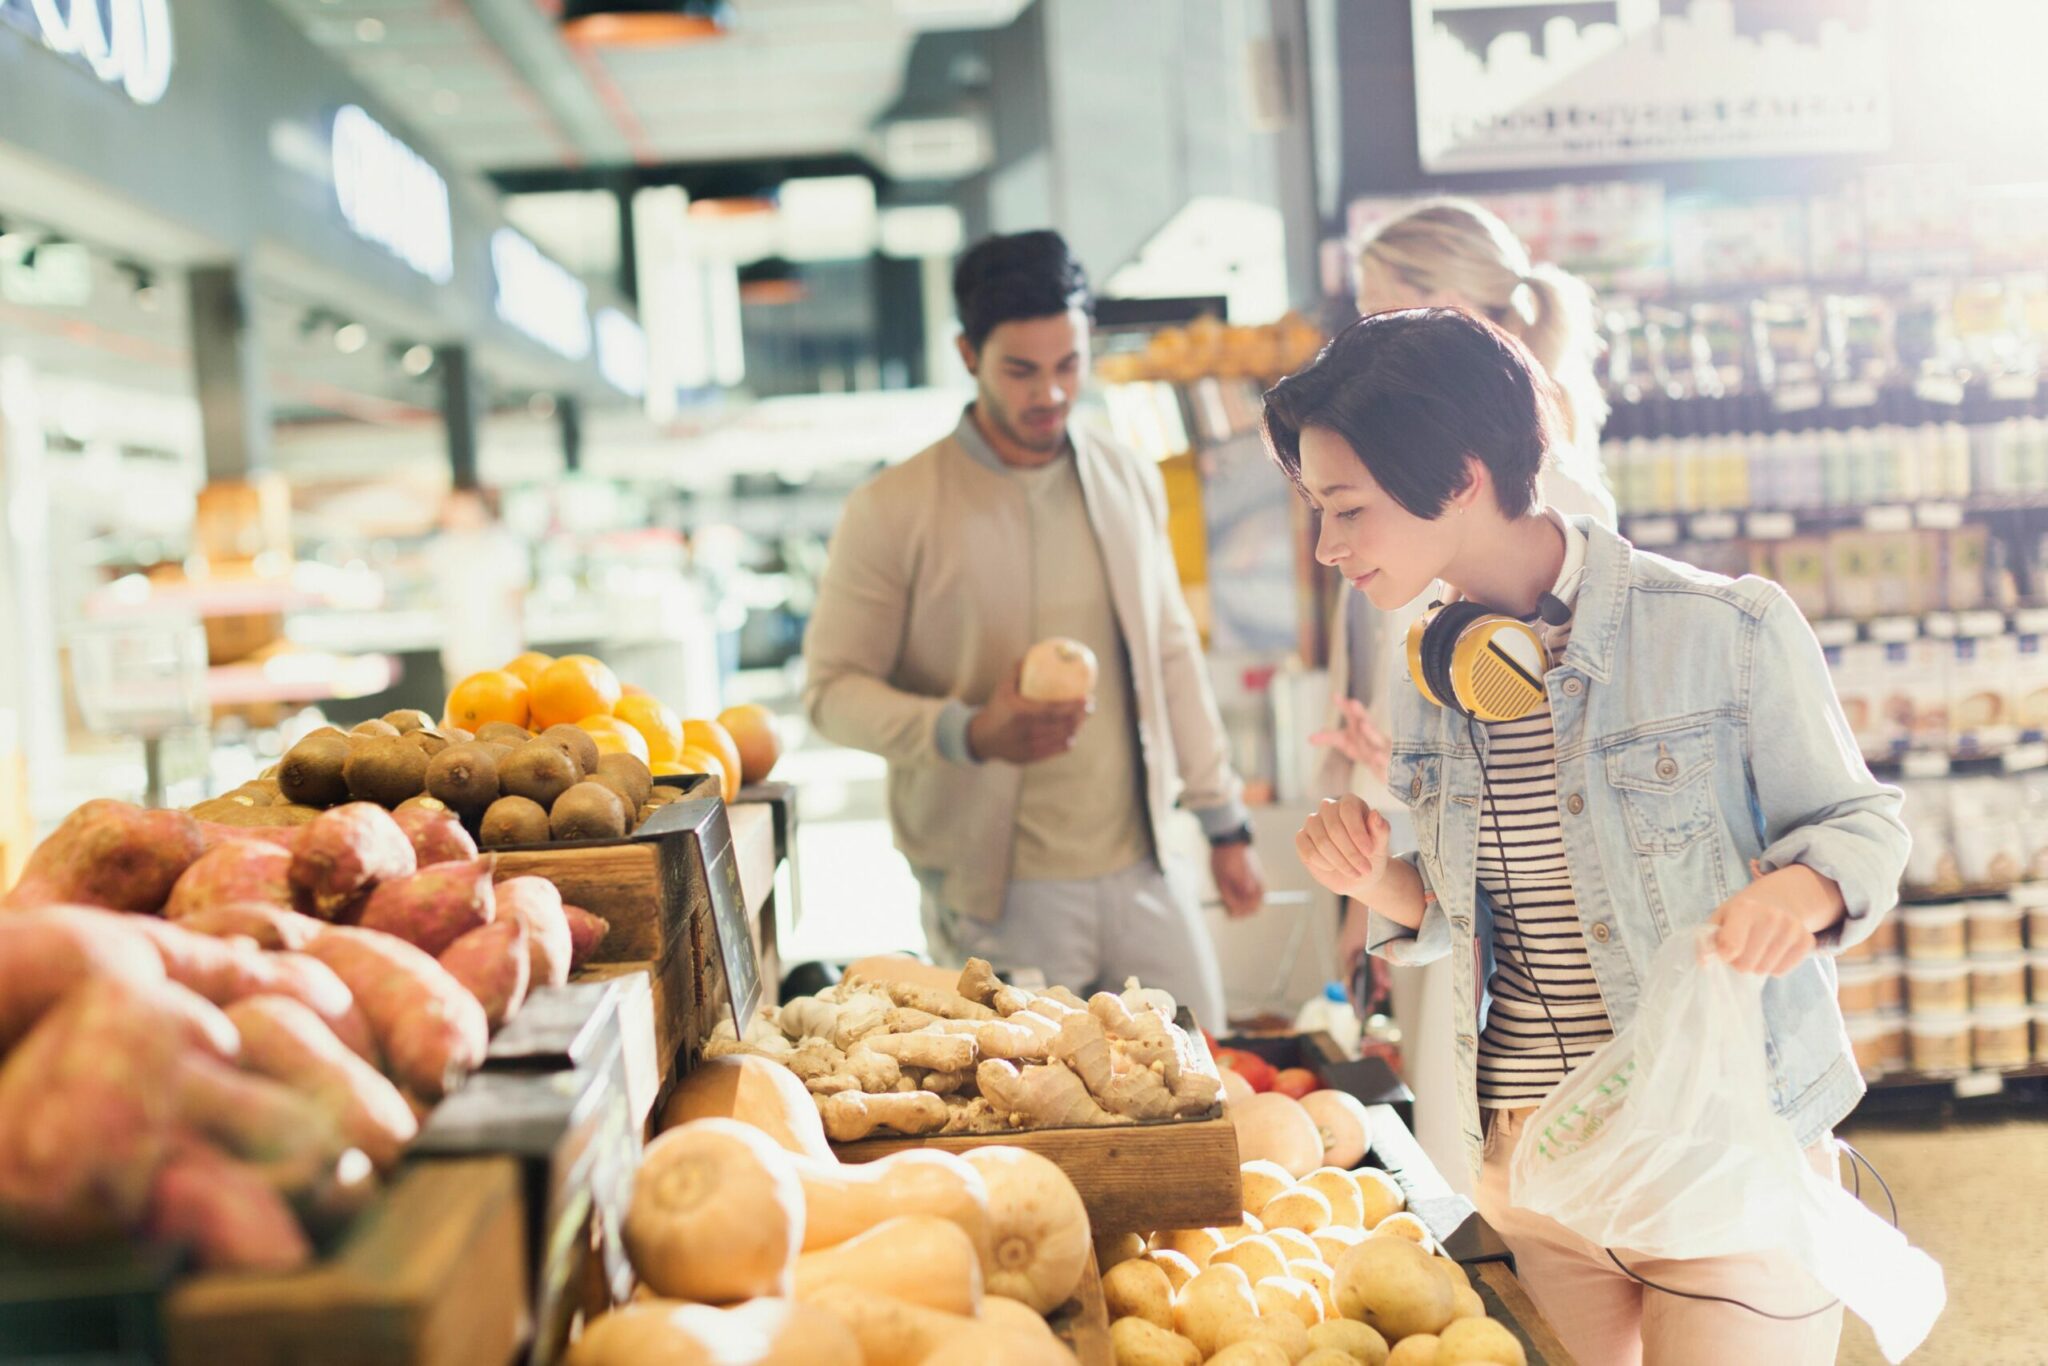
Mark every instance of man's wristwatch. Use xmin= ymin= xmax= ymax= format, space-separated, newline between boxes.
xmin=1208 ymin=822 xmax=1253 ymax=849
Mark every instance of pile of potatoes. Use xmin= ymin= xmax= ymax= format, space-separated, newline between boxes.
xmin=201 ymin=711 xmax=689 ymax=849
xmin=1099 ymin=1158 xmax=1527 ymax=1366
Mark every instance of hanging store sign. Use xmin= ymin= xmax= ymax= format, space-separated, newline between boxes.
xmin=492 ymin=228 xmax=592 ymax=361
xmin=1411 ymin=0 xmax=1892 ymax=173
xmin=331 ymin=105 xmax=455 ymax=284
xmin=0 ymin=0 xmax=175 ymax=105
xmin=594 ymin=308 xmax=647 ymax=398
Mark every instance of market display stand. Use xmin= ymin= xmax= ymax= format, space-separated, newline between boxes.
xmin=1047 ymin=1249 xmax=1115 ymax=1366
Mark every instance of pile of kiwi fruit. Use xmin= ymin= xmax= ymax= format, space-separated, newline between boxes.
xmin=220 ymin=709 xmax=690 ymax=846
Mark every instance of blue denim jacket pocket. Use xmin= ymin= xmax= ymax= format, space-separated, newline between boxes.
xmin=1603 ymin=726 xmax=1718 ymax=855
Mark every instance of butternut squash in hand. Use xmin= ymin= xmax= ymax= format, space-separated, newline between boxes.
xmin=659 ymin=1055 xmax=833 ymax=1162
xmin=965 ymin=1146 xmax=1092 ymax=1313
xmin=625 ymin=1118 xmax=805 ymax=1303
xmin=794 ymin=1214 xmax=984 ymax=1315
xmin=565 ymin=1297 xmax=860 ymax=1366
xmin=793 ymin=1147 xmax=993 ymax=1266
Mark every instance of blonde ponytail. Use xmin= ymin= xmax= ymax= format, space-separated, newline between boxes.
xmin=1356 ymin=199 xmax=1607 ymax=444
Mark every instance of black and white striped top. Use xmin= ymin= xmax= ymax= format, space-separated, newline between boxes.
xmin=1475 ymin=687 xmax=1615 ymax=1108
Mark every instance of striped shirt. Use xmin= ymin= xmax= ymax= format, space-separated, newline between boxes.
xmin=1474 ymin=652 xmax=1615 ymax=1108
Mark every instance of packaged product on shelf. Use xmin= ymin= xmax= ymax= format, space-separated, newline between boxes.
xmin=1898 ymin=781 xmax=1960 ymax=895
xmin=1965 ymin=896 xmax=2027 ymax=955
xmin=1869 ymin=913 xmax=1905 ymax=958
xmin=1873 ymin=957 xmax=1905 ymax=1012
xmin=2014 ymin=882 xmax=2048 ymax=947
xmin=1845 ymin=1012 xmax=1889 ymax=1076
xmin=1836 ymin=960 xmax=1886 ymax=1014
xmin=1831 ymin=642 xmax=1893 ymax=758
xmin=1969 ymin=954 xmax=2028 ymax=1010
xmin=1950 ymin=635 xmax=2018 ymax=748
xmin=1972 ymin=1007 xmax=2032 ymax=1070
xmin=2030 ymin=948 xmax=2048 ymax=1004
xmin=1827 ymin=531 xmax=1882 ymax=620
xmin=1904 ymin=960 xmax=1971 ymax=1015
xmin=1950 ymin=783 xmax=2024 ymax=887
xmin=1902 ymin=903 xmax=1969 ymax=961
xmin=1877 ymin=1010 xmax=1911 ymax=1072
xmin=1945 ymin=528 xmax=1991 ymax=613
xmin=1904 ymin=639 xmax=1955 ymax=753
xmin=1873 ymin=532 xmax=1921 ymax=616
xmin=1907 ymin=1013 xmax=1972 ymax=1073
xmin=1775 ymin=537 xmax=1832 ymax=621
xmin=2014 ymin=631 xmax=2048 ymax=735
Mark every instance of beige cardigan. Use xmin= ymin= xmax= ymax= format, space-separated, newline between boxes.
xmin=803 ymin=413 xmax=1248 ymax=924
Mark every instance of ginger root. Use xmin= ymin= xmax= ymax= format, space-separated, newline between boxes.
xmin=975 ymin=1059 xmax=1129 ymax=1128
xmin=958 ymin=957 xmax=1004 ymax=1007
xmin=943 ymin=1095 xmax=1012 ymax=1135
xmin=975 ymin=1014 xmax=1056 ymax=1062
xmin=856 ymin=1029 xmax=977 ymax=1074
xmin=875 ymin=981 xmax=997 ymax=1022
xmin=818 ymin=1090 xmax=948 ymax=1142
xmin=912 ymin=1068 xmax=971 ymax=1096
xmin=1052 ymin=1013 xmax=1113 ymax=1094
xmin=882 ymin=1006 xmax=940 ymax=1034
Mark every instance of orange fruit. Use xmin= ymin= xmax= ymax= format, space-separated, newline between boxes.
xmin=614 ymin=695 xmax=684 ymax=764
xmin=676 ymin=746 xmax=732 ymax=801
xmin=445 ymin=670 xmax=530 ymax=730
xmin=621 ymin=683 xmax=648 ymax=698
xmin=576 ymin=714 xmax=650 ymax=765
xmin=502 ymin=651 xmax=554 ymax=688
xmin=681 ymin=720 xmax=743 ymax=797
xmin=530 ymin=655 xmax=622 ymax=730
xmin=717 ymin=704 xmax=782 ymax=784
xmin=649 ymin=760 xmax=689 ymax=777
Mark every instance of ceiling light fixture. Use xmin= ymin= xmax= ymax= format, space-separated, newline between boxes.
xmin=399 ymin=343 xmax=435 ymax=377
xmin=560 ymin=0 xmax=732 ymax=46
xmin=355 ymin=17 xmax=386 ymax=42
xmin=116 ymin=262 xmax=161 ymax=311
xmin=335 ymin=322 xmax=369 ymax=354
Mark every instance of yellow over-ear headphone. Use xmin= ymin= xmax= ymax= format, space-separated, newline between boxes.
xmin=1405 ymin=595 xmax=1567 ymax=723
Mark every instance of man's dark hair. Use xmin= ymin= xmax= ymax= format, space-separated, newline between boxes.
xmin=953 ymin=230 xmax=1091 ymax=351
xmin=1262 ymin=307 xmax=1555 ymax=519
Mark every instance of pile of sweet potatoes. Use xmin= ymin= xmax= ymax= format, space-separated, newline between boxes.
xmin=0 ymin=798 xmax=613 ymax=1272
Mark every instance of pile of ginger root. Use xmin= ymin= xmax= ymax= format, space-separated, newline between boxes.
xmin=703 ymin=957 xmax=1224 ymax=1141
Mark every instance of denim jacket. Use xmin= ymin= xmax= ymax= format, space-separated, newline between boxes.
xmin=1367 ymin=517 xmax=1909 ymax=1179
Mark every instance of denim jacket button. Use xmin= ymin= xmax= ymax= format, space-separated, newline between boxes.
xmin=1591 ymin=922 xmax=1611 ymax=943
xmin=1656 ymin=756 xmax=1679 ymax=779
xmin=1563 ymin=677 xmax=1583 ymax=697
xmin=1566 ymin=793 xmax=1585 ymax=815
xmin=1411 ymin=774 xmax=1423 ymax=799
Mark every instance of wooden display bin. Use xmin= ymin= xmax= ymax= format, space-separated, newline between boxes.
xmin=1047 ymin=1249 xmax=1113 ymax=1366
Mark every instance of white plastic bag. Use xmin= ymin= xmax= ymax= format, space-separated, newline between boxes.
xmin=1509 ymin=927 xmax=1945 ymax=1363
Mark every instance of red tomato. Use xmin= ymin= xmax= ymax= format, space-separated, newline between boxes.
xmin=1215 ymin=1048 xmax=1277 ymax=1093
xmin=1272 ymin=1067 xmax=1322 ymax=1100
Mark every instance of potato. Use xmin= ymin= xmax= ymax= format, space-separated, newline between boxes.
xmin=1263 ymin=1186 xmax=1334 ymax=1234
xmin=1450 ymin=1285 xmax=1484 ymax=1322
xmin=1206 ymin=1342 xmax=1291 ymax=1366
xmin=1110 ymin=1315 xmax=1200 ymax=1366
xmin=1174 ymin=1263 xmax=1260 ymax=1357
xmin=1371 ymin=1212 xmax=1435 ymax=1252
xmin=1217 ymin=1210 xmax=1267 ymax=1242
xmin=1311 ymin=1225 xmax=1365 ymax=1266
xmin=1150 ymin=1226 xmax=1223 ymax=1270
xmin=1307 ymin=1318 xmax=1391 ymax=1365
xmin=1302 ymin=1352 xmax=1364 ymax=1366
xmin=1240 ymin=1159 xmax=1295 ymax=1215
xmin=1216 ymin=1312 xmax=1309 ymax=1361
xmin=1212 ymin=1234 xmax=1289 ymax=1286
xmin=1301 ymin=1168 xmax=1368 ymax=1229
xmin=1435 ymin=1316 xmax=1526 ymax=1366
xmin=1433 ymin=1256 xmax=1471 ymax=1294
xmin=1384 ymin=1337 xmax=1437 ymax=1366
xmin=1256 ymin=1274 xmax=1325 ymax=1328
xmin=1146 ymin=1249 xmax=1199 ymax=1293
xmin=1268 ymin=1227 xmax=1321 ymax=1262
xmin=1103 ymin=1257 xmax=1174 ymax=1330
xmin=1353 ymin=1168 xmax=1405 ymax=1228
xmin=1288 ymin=1258 xmax=1335 ymax=1315
xmin=1334 ymin=1238 xmax=1454 ymax=1344
xmin=1097 ymin=1230 xmax=1146 ymax=1270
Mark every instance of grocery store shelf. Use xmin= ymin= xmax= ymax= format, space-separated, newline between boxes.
xmin=206 ymin=653 xmax=399 ymax=706
xmin=1621 ymin=495 xmax=2048 ymax=546
xmin=1866 ymin=1064 xmax=2048 ymax=1094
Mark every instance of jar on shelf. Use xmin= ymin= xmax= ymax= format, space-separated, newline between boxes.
xmin=1876 ymin=1010 xmax=1910 ymax=1072
xmin=1836 ymin=961 xmax=1886 ymax=1014
xmin=1866 ymin=913 xmax=1905 ymax=957
xmin=1967 ymin=898 xmax=2026 ymax=956
xmin=1973 ymin=1008 xmax=2033 ymax=1070
xmin=1970 ymin=954 xmax=2029 ymax=1009
xmin=1908 ymin=1014 xmax=1973 ymax=1073
xmin=1902 ymin=904 xmax=1969 ymax=961
xmin=2031 ymin=948 xmax=2048 ymax=1003
xmin=1873 ymin=957 xmax=1905 ymax=1011
xmin=1905 ymin=960 xmax=1972 ymax=1015
xmin=2034 ymin=1006 xmax=2048 ymax=1065
xmin=2019 ymin=884 xmax=2048 ymax=949
xmin=1845 ymin=1012 xmax=1891 ymax=1077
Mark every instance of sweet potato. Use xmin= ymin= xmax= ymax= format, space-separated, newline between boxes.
xmin=289 ymin=803 xmax=416 ymax=921
xmin=3 ymin=799 xmax=205 ymax=913
xmin=393 ymin=805 xmax=478 ymax=867
xmin=146 ymin=1136 xmax=312 ymax=1272
xmin=197 ymin=820 xmax=304 ymax=853
xmin=173 ymin=1051 xmax=349 ymax=1185
xmin=357 ymin=858 xmax=496 ymax=958
xmin=563 ymin=904 xmax=609 ymax=970
xmin=497 ymin=876 xmax=571 ymax=988
xmin=438 ymin=918 xmax=530 ymax=1029
xmin=0 ymin=904 xmax=167 ymax=1050
xmin=225 ymin=996 xmax=417 ymax=1169
xmin=307 ymin=927 xmax=489 ymax=1100
xmin=0 ymin=978 xmax=231 ymax=1240
xmin=164 ymin=840 xmax=294 ymax=921
xmin=170 ymin=900 xmax=326 ymax=952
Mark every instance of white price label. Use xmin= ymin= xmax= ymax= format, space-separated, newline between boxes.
xmin=1863 ymin=506 xmax=1913 ymax=532
xmin=1746 ymin=512 xmax=1797 ymax=540
xmin=1901 ymin=752 xmax=1951 ymax=779
xmin=1990 ymin=374 xmax=2041 ymax=402
xmin=1958 ymin=610 xmax=2007 ymax=638
xmin=1954 ymin=1071 xmax=2008 ymax=1100
xmin=1689 ymin=513 xmax=1739 ymax=541
xmin=1915 ymin=375 xmax=1966 ymax=406
xmin=2016 ymin=609 xmax=2048 ymax=635
xmin=1829 ymin=381 xmax=1879 ymax=409
xmin=2002 ymin=742 xmax=2048 ymax=773
xmin=1921 ymin=613 xmax=1957 ymax=639
xmin=1772 ymin=383 xmax=1824 ymax=412
xmin=1915 ymin=503 xmax=1964 ymax=530
xmin=1869 ymin=617 xmax=1920 ymax=643
xmin=1629 ymin=517 xmax=1680 ymax=547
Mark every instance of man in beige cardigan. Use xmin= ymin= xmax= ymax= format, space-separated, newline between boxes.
xmin=802 ymin=231 xmax=1264 ymax=1026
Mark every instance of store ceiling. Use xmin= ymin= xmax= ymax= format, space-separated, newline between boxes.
xmin=264 ymin=0 xmax=1028 ymax=175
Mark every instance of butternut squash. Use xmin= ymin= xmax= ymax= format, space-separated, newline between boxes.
xmin=624 ymin=1118 xmax=804 ymax=1303
xmin=981 ymin=1295 xmax=1062 ymax=1343
xmin=792 ymin=1147 xmax=993 ymax=1270
xmin=800 ymin=1283 xmax=979 ymax=1366
xmin=914 ymin=1324 xmax=1078 ymax=1364
xmin=794 ymin=1214 xmax=984 ymax=1316
xmin=965 ymin=1146 xmax=1092 ymax=1313
xmin=659 ymin=1054 xmax=833 ymax=1162
xmin=565 ymin=1298 xmax=860 ymax=1366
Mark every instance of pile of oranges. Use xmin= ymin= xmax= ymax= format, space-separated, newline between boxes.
xmin=444 ymin=652 xmax=780 ymax=803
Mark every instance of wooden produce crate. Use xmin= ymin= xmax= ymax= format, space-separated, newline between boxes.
xmin=163 ymin=1157 xmax=527 ymax=1366
xmin=1047 ymin=1249 xmax=1113 ymax=1366
xmin=485 ymin=976 xmax=662 ymax=1136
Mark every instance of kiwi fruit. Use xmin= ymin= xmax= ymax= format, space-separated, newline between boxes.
xmin=442 ymin=726 xmax=475 ymax=745
xmin=635 ymin=803 xmax=657 ymax=827
xmin=279 ymin=731 xmax=351 ymax=807
xmin=350 ymin=719 xmax=402 ymax=739
xmin=500 ymin=740 xmax=578 ymax=809
xmin=595 ymin=754 xmax=652 ymax=811
xmin=476 ymin=722 xmax=533 ymax=747
xmin=550 ymin=781 xmax=627 ymax=842
xmin=395 ymin=793 xmax=454 ymax=817
xmin=257 ymin=763 xmax=280 ymax=781
xmin=480 ymin=795 xmax=551 ymax=848
xmin=230 ymin=784 xmax=278 ymax=807
xmin=344 ymin=736 xmax=430 ymax=807
xmin=427 ymin=742 xmax=502 ymax=814
xmin=539 ymin=724 xmax=601 ymax=781
xmin=474 ymin=740 xmax=514 ymax=766
xmin=381 ymin=709 xmax=435 ymax=735
xmin=404 ymin=727 xmax=454 ymax=759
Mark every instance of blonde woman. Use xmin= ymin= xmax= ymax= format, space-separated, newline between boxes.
xmin=1315 ymin=201 xmax=1615 ymax=1190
